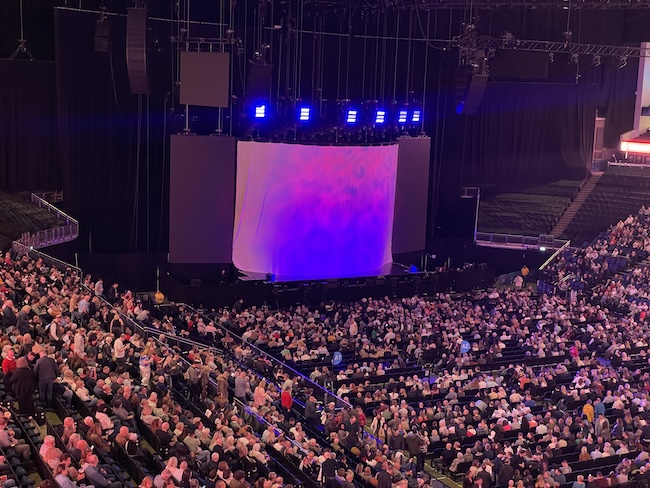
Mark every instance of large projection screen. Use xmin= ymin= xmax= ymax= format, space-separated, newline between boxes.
xmin=233 ymin=142 xmax=399 ymax=280
xmin=169 ymin=135 xmax=236 ymax=264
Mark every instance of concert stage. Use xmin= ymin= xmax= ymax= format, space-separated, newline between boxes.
xmin=237 ymin=262 xmax=420 ymax=282
xmin=157 ymin=266 xmax=495 ymax=309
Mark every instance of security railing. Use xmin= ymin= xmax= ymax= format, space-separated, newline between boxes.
xmin=15 ymin=194 xmax=80 ymax=249
xmin=30 ymin=193 xmax=76 ymax=225
xmin=167 ymin=302 xmax=352 ymax=410
xmin=12 ymin=241 xmax=82 ymax=275
xmin=32 ymin=190 xmax=64 ymax=204
xmin=11 ymin=240 xmax=383 ymax=447
xmin=476 ymin=232 xmax=569 ymax=250
xmin=539 ymin=239 xmax=572 ymax=272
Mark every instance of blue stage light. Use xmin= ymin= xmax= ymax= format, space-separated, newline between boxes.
xmin=346 ymin=109 xmax=358 ymax=123
xmin=398 ymin=110 xmax=408 ymax=124
xmin=409 ymin=265 xmax=419 ymax=273
xmin=299 ymin=107 xmax=311 ymax=121
xmin=411 ymin=110 xmax=421 ymax=123
xmin=456 ymin=101 xmax=465 ymax=114
xmin=254 ymin=105 xmax=266 ymax=118
xmin=375 ymin=110 xmax=386 ymax=124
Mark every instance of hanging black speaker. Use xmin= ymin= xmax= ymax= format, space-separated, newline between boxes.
xmin=245 ymin=61 xmax=274 ymax=103
xmin=126 ymin=7 xmax=149 ymax=95
xmin=455 ymin=68 xmax=488 ymax=115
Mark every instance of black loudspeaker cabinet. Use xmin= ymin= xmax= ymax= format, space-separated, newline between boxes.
xmin=456 ymin=72 xmax=488 ymax=115
xmin=126 ymin=7 xmax=149 ymax=95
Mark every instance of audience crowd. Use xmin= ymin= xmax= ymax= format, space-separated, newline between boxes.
xmin=4 ymin=207 xmax=650 ymax=488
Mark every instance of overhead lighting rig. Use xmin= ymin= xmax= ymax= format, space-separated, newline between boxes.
xmin=302 ymin=0 xmax=650 ymax=11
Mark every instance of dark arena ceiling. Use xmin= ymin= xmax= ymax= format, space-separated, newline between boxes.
xmin=302 ymin=0 xmax=650 ymax=10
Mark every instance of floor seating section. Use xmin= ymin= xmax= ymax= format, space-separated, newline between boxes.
xmin=478 ymin=180 xmax=583 ymax=236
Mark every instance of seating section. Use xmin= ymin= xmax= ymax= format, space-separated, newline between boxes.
xmin=562 ymin=167 xmax=650 ymax=244
xmin=9 ymin=171 xmax=650 ymax=488
xmin=478 ymin=180 xmax=583 ymax=236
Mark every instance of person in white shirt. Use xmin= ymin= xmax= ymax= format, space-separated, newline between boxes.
xmin=113 ymin=334 xmax=128 ymax=368
xmin=73 ymin=330 xmax=86 ymax=359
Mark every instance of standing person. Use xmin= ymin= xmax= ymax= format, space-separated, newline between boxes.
xmin=113 ymin=334 xmax=128 ymax=370
xmin=1 ymin=301 xmax=16 ymax=329
xmin=139 ymin=349 xmax=152 ymax=385
xmin=234 ymin=371 xmax=249 ymax=403
xmin=10 ymin=357 xmax=36 ymax=416
xmin=94 ymin=279 xmax=105 ymax=298
xmin=34 ymin=351 xmax=60 ymax=407
xmin=73 ymin=329 xmax=86 ymax=360
xmin=16 ymin=306 xmax=31 ymax=335
xmin=108 ymin=283 xmax=120 ymax=303
xmin=2 ymin=350 xmax=16 ymax=391
xmin=281 ymin=386 xmax=293 ymax=412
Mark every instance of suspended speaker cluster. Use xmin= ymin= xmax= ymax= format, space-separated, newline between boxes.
xmin=126 ymin=7 xmax=150 ymax=95
xmin=455 ymin=67 xmax=488 ymax=115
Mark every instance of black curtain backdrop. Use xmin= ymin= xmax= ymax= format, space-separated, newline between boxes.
xmin=449 ymin=82 xmax=597 ymax=185
xmin=0 ymin=60 xmax=61 ymax=192
xmin=54 ymin=9 xmax=135 ymax=251
xmin=0 ymin=2 xmax=644 ymax=254
xmin=54 ymin=8 xmax=170 ymax=253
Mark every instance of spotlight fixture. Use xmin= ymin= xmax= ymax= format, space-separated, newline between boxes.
xmin=375 ymin=110 xmax=386 ymax=124
xmin=592 ymin=55 xmax=601 ymax=67
xmin=397 ymin=110 xmax=408 ymax=124
xmin=570 ymin=53 xmax=579 ymax=64
xmin=299 ymin=107 xmax=311 ymax=121
xmin=411 ymin=110 xmax=421 ymax=123
xmin=548 ymin=52 xmax=555 ymax=63
xmin=346 ymin=109 xmax=358 ymax=123
xmin=618 ymin=56 xmax=628 ymax=69
xmin=254 ymin=105 xmax=266 ymax=118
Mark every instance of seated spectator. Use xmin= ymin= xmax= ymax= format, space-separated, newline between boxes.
xmin=84 ymin=454 xmax=122 ymax=488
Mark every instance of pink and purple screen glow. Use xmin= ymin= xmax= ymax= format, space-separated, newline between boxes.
xmin=233 ymin=141 xmax=399 ymax=280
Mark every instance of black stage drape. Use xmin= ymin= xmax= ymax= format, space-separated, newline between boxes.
xmin=0 ymin=60 xmax=61 ymax=192
xmin=54 ymin=8 xmax=136 ymax=237
xmin=53 ymin=8 xmax=171 ymax=253
xmin=451 ymin=82 xmax=598 ymax=185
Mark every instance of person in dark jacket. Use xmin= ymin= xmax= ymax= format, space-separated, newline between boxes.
xmin=16 ymin=306 xmax=31 ymax=336
xmin=1 ymin=300 xmax=16 ymax=329
xmin=10 ymin=356 xmax=36 ymax=415
xmin=305 ymin=395 xmax=318 ymax=420
xmin=34 ymin=352 xmax=60 ymax=407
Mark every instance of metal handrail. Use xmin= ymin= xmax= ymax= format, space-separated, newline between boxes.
xmin=30 ymin=193 xmax=78 ymax=226
xmin=476 ymin=231 xmax=569 ymax=250
xmin=539 ymin=240 xmax=572 ymax=272
xmin=19 ymin=224 xmax=79 ymax=249
xmin=174 ymin=302 xmax=353 ymax=409
xmin=11 ymin=241 xmax=82 ymax=275
xmin=145 ymin=333 xmax=308 ymax=455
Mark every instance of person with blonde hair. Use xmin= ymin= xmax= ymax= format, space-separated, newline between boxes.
xmin=44 ymin=446 xmax=63 ymax=471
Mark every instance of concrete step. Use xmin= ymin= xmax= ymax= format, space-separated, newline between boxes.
xmin=551 ymin=172 xmax=605 ymax=238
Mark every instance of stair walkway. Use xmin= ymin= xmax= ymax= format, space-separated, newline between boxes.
xmin=551 ymin=172 xmax=604 ymax=238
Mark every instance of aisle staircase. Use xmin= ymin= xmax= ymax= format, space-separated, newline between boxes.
xmin=551 ymin=172 xmax=603 ymax=238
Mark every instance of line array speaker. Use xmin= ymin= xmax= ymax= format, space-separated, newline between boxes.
xmin=455 ymin=69 xmax=488 ymax=115
xmin=126 ymin=7 xmax=149 ymax=95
